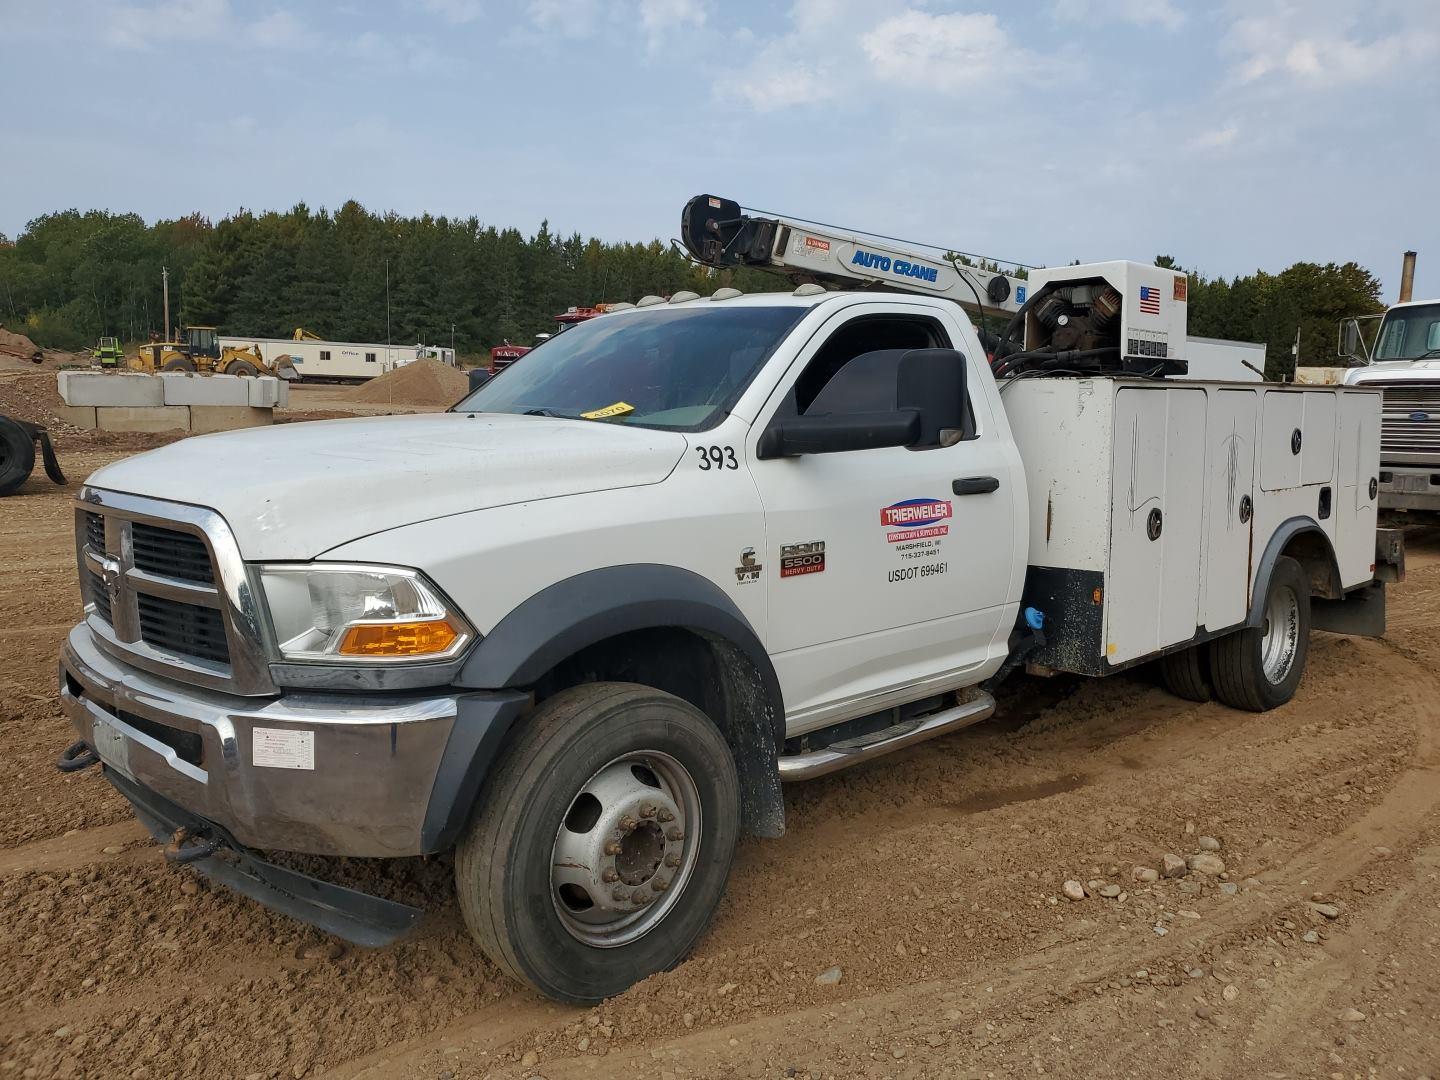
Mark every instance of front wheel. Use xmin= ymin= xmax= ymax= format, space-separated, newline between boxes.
xmin=1209 ymin=555 xmax=1311 ymax=712
xmin=455 ymin=682 xmax=740 ymax=1003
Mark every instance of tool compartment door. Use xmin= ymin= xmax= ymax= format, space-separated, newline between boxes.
xmin=1202 ymin=389 xmax=1259 ymax=630
xmin=1335 ymin=390 xmax=1381 ymax=587
xmin=1104 ymin=387 xmax=1207 ymax=665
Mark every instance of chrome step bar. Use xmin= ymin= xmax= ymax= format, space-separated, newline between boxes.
xmin=777 ymin=691 xmax=996 ymax=782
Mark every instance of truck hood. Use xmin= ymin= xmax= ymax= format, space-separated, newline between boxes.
xmin=86 ymin=412 xmax=688 ymax=560
xmin=1345 ymin=360 xmax=1440 ymax=386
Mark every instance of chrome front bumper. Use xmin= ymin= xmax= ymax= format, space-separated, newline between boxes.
xmin=60 ymin=623 xmax=466 ymax=857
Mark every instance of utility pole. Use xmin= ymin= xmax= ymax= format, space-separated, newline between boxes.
xmin=162 ymin=265 xmax=170 ymax=340
xmin=451 ymin=322 xmax=455 ymax=358
xmin=385 ymin=258 xmax=391 ymax=348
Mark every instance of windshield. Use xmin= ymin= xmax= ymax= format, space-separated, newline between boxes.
xmin=455 ymin=304 xmax=807 ymax=430
xmin=1374 ymin=303 xmax=1440 ymax=360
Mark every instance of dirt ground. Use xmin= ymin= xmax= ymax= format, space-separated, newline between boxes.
xmin=1 ymin=442 xmax=1438 ymax=1080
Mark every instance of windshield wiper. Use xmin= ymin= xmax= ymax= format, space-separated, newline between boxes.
xmin=521 ymin=407 xmax=566 ymax=417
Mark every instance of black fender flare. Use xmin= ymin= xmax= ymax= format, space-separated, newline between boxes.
xmin=450 ymin=564 xmax=787 ymax=838
xmin=1246 ymin=516 xmax=1341 ymax=628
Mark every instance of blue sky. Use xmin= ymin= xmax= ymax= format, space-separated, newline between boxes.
xmin=2 ymin=0 xmax=1437 ymax=299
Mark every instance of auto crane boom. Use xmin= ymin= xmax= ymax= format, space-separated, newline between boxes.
xmin=679 ymin=195 xmax=1030 ymax=320
xmin=680 ymin=193 xmax=1191 ymax=377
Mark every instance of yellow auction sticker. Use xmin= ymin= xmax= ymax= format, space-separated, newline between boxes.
xmin=580 ymin=401 xmax=635 ymax=420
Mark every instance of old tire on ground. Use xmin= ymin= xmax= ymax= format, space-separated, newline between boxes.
xmin=1159 ymin=645 xmax=1211 ymax=702
xmin=455 ymin=682 xmax=740 ymax=1004
xmin=226 ymin=360 xmax=260 ymax=377
xmin=1209 ymin=555 xmax=1310 ymax=712
xmin=161 ymin=357 xmax=197 ymax=372
xmin=0 ymin=417 xmax=37 ymax=497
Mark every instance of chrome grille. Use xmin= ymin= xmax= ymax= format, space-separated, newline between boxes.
xmin=87 ymin=569 xmax=113 ymax=624
xmin=137 ymin=593 xmax=230 ymax=664
xmin=84 ymin=512 xmax=105 ymax=551
xmin=1377 ymin=383 xmax=1440 ymax=467
xmin=131 ymin=522 xmax=214 ymax=584
xmin=73 ymin=489 xmax=275 ymax=695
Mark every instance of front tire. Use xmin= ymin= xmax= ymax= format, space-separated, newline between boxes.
xmin=1209 ymin=555 xmax=1310 ymax=712
xmin=455 ymin=682 xmax=740 ymax=1003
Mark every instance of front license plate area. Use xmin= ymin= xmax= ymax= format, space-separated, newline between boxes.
xmin=1392 ymin=474 xmax=1430 ymax=493
xmin=93 ymin=717 xmax=135 ymax=782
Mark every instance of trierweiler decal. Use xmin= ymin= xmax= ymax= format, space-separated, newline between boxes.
xmin=881 ymin=498 xmax=952 ymax=544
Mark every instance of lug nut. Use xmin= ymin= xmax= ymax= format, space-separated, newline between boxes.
xmin=620 ymin=815 xmax=638 ymax=831
xmin=604 ymin=841 xmax=622 ymax=856
xmin=639 ymin=803 xmax=657 ymax=818
xmin=601 ymin=868 xmax=619 ymax=883
xmin=666 ymin=827 xmax=683 ymax=842
xmin=663 ymin=853 xmax=680 ymax=868
xmin=612 ymin=887 xmax=630 ymax=902
xmin=657 ymin=809 xmax=675 ymax=823
xmin=652 ymin=878 xmax=668 ymax=893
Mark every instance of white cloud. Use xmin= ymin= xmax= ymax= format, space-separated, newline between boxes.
xmin=107 ymin=0 xmax=229 ymax=48
xmin=419 ymin=0 xmax=484 ymax=25
xmin=1049 ymin=0 xmax=1185 ymax=31
xmin=861 ymin=11 xmax=1017 ymax=91
xmin=106 ymin=0 xmax=309 ymax=50
xmin=717 ymin=2 xmax=1037 ymax=110
xmin=1187 ymin=122 xmax=1238 ymax=152
xmin=638 ymin=0 xmax=705 ymax=52
xmin=1224 ymin=2 xmax=1440 ymax=86
xmin=526 ymin=0 xmax=603 ymax=38
xmin=250 ymin=10 xmax=308 ymax=48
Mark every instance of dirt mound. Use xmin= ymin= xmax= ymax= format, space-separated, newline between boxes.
xmin=349 ymin=359 xmax=468 ymax=407
xmin=0 ymin=326 xmax=42 ymax=362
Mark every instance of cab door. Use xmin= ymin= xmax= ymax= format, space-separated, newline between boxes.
xmin=746 ymin=305 xmax=1021 ymax=734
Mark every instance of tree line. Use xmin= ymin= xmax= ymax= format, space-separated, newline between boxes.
xmin=0 ymin=204 xmax=1384 ymax=376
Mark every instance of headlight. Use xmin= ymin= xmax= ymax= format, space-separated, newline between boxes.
xmin=257 ymin=564 xmax=473 ymax=663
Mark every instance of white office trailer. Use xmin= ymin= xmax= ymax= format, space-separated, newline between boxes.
xmin=1180 ymin=337 xmax=1266 ymax=382
xmin=217 ymin=337 xmax=457 ymax=383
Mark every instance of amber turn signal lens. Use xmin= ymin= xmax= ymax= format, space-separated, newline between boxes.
xmin=338 ymin=620 xmax=459 ymax=657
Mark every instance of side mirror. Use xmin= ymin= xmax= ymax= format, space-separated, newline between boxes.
xmin=467 ymin=368 xmax=493 ymax=392
xmin=898 ymin=349 xmax=968 ymax=442
xmin=757 ymin=410 xmax=921 ymax=459
xmin=1337 ymin=318 xmax=1370 ymax=366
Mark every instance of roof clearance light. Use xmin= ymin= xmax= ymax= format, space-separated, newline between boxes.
xmin=711 ymin=288 xmax=743 ymax=301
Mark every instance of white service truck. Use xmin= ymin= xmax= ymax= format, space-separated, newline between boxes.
xmin=58 ymin=197 xmax=1401 ymax=1004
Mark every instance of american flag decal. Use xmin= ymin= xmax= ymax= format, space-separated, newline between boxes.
xmin=1138 ymin=286 xmax=1161 ymax=315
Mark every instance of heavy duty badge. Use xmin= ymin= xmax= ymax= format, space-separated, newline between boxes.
xmin=734 ymin=548 xmax=762 ymax=584
xmin=779 ymin=540 xmax=826 ymax=578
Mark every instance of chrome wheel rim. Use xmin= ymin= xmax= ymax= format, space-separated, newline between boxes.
xmin=550 ymin=751 xmax=701 ymax=948
xmin=1261 ymin=584 xmax=1300 ymax=685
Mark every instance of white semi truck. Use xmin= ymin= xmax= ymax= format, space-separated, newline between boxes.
xmin=1339 ymin=294 xmax=1440 ymax=521
xmin=57 ymin=195 xmax=1401 ymax=1004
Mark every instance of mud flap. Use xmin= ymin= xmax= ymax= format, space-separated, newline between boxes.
xmin=1312 ymin=582 xmax=1386 ymax=638
xmin=106 ymin=769 xmax=422 ymax=947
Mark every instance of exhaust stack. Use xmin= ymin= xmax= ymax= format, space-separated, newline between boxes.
xmin=1399 ymin=250 xmax=1416 ymax=303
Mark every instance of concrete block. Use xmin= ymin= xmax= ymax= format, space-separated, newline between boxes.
xmin=59 ymin=371 xmax=164 ymax=408
xmin=55 ymin=405 xmax=97 ymax=430
xmin=246 ymin=377 xmax=284 ymax=408
xmin=188 ymin=406 xmax=274 ymax=434
xmin=160 ymin=373 xmax=251 ymax=406
xmin=95 ymin=406 xmax=190 ymax=433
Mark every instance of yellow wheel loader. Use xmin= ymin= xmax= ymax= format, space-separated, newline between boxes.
xmin=129 ymin=326 xmax=296 ymax=378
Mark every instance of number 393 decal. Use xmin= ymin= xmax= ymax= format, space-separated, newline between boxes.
xmin=695 ymin=446 xmax=738 ymax=471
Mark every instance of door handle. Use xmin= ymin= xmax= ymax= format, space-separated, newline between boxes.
xmin=953 ymin=476 xmax=1000 ymax=496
